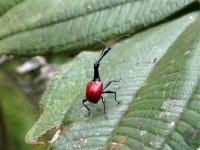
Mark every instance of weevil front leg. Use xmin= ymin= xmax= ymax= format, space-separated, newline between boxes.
xmin=103 ymin=79 xmax=121 ymax=90
xmin=102 ymin=91 xmax=121 ymax=104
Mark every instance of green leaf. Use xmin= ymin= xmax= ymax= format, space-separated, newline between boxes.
xmin=104 ymin=14 xmax=200 ymax=150
xmin=26 ymin=12 xmax=200 ymax=150
xmin=0 ymin=0 xmax=196 ymax=55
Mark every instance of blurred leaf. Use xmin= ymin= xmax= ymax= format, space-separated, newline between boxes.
xmin=0 ymin=0 xmax=197 ymax=55
xmin=26 ymin=12 xmax=200 ymax=150
xmin=0 ymin=70 xmax=45 ymax=150
xmin=0 ymin=0 xmax=26 ymax=16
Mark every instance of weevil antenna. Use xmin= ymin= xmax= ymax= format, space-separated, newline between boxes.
xmin=94 ymin=39 xmax=108 ymax=48
xmin=109 ymin=35 xmax=130 ymax=47
xmin=95 ymin=35 xmax=130 ymax=64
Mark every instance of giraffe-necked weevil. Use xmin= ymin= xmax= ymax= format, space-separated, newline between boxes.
xmin=82 ymin=36 xmax=129 ymax=118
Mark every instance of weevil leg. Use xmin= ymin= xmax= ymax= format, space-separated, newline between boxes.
xmin=102 ymin=91 xmax=121 ymax=104
xmin=82 ymin=99 xmax=90 ymax=117
xmin=103 ymin=79 xmax=121 ymax=90
xmin=101 ymin=96 xmax=108 ymax=119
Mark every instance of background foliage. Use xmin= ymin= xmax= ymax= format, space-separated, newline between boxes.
xmin=0 ymin=0 xmax=200 ymax=150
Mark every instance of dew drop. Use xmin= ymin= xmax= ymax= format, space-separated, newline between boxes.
xmin=169 ymin=121 xmax=175 ymax=128
xmin=162 ymin=91 xmax=166 ymax=98
xmin=87 ymin=5 xmax=92 ymax=9
xmin=184 ymin=51 xmax=190 ymax=55
xmin=158 ymin=111 xmax=171 ymax=118
xmin=149 ymin=142 xmax=154 ymax=146
xmin=189 ymin=16 xmax=194 ymax=21
xmin=139 ymin=130 xmax=147 ymax=136
xmin=84 ymin=139 xmax=88 ymax=143
xmin=80 ymin=138 xmax=84 ymax=142
xmin=171 ymin=60 xmax=175 ymax=64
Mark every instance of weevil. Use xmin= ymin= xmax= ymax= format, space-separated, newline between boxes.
xmin=82 ymin=36 xmax=129 ymax=118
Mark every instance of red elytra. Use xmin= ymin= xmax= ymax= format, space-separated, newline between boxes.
xmin=86 ymin=81 xmax=103 ymax=103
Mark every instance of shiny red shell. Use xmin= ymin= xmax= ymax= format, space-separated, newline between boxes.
xmin=86 ymin=81 xmax=103 ymax=103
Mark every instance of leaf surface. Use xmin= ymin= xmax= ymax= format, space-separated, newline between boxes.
xmin=0 ymin=0 xmax=196 ymax=55
xmin=26 ymin=12 xmax=200 ymax=150
xmin=105 ymin=12 xmax=200 ymax=150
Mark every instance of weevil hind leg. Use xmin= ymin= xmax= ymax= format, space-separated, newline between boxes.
xmin=82 ymin=98 xmax=90 ymax=117
xmin=101 ymin=96 xmax=108 ymax=119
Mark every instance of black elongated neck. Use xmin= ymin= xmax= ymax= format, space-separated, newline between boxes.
xmin=93 ymin=63 xmax=100 ymax=81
